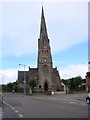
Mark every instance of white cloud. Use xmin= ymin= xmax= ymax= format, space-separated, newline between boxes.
xmin=0 ymin=64 xmax=37 ymax=84
xmin=0 ymin=63 xmax=87 ymax=84
xmin=1 ymin=2 xmax=88 ymax=57
xmin=46 ymin=2 xmax=88 ymax=53
xmin=60 ymin=63 xmax=88 ymax=79
xmin=0 ymin=69 xmax=17 ymax=84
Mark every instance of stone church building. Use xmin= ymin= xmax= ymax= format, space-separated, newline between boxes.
xmin=18 ymin=7 xmax=62 ymax=93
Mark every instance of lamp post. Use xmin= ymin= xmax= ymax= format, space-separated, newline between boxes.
xmin=19 ymin=64 xmax=26 ymax=95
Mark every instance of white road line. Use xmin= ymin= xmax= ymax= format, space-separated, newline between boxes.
xmin=19 ymin=114 xmax=23 ymax=118
xmin=64 ymin=99 xmax=66 ymax=100
xmin=2 ymin=101 xmax=24 ymax=118
xmin=11 ymin=107 xmax=15 ymax=110
xmin=3 ymin=101 xmax=5 ymax=103
xmin=15 ymin=110 xmax=19 ymax=113
xmin=4 ymin=101 xmax=7 ymax=104
xmin=70 ymin=101 xmax=75 ymax=104
xmin=6 ymin=103 xmax=9 ymax=106
xmin=66 ymin=97 xmax=70 ymax=98
xmin=9 ymin=105 xmax=12 ymax=108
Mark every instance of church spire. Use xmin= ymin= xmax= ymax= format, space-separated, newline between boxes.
xmin=40 ymin=6 xmax=48 ymax=38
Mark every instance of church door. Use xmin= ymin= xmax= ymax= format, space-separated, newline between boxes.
xmin=44 ymin=81 xmax=48 ymax=91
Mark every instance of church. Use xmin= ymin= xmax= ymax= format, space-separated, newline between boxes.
xmin=18 ymin=7 xmax=62 ymax=93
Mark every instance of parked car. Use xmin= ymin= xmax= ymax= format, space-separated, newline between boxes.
xmin=86 ymin=92 xmax=90 ymax=104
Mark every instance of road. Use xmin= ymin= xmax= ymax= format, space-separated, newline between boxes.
xmin=1 ymin=92 xmax=89 ymax=118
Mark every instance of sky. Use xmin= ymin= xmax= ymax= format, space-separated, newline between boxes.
xmin=0 ymin=0 xmax=89 ymax=84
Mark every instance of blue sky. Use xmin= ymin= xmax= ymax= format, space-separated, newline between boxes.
xmin=0 ymin=0 xmax=89 ymax=84
xmin=2 ymin=41 xmax=88 ymax=69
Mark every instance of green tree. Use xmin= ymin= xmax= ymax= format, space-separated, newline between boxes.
xmin=6 ymin=82 xmax=13 ymax=92
xmin=12 ymin=81 xmax=18 ymax=92
xmin=62 ymin=79 xmax=69 ymax=86
xmin=28 ymin=79 xmax=37 ymax=93
xmin=62 ymin=76 xmax=84 ymax=93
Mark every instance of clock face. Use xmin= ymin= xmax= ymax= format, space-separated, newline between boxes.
xmin=44 ymin=58 xmax=47 ymax=63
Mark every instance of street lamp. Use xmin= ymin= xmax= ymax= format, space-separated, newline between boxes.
xmin=19 ymin=64 xmax=26 ymax=95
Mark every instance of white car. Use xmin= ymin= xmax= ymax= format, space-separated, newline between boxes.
xmin=86 ymin=92 xmax=90 ymax=104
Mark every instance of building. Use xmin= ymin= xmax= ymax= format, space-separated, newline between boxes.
xmin=18 ymin=7 xmax=63 ymax=93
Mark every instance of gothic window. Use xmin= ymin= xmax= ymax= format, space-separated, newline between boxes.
xmin=43 ymin=65 xmax=49 ymax=76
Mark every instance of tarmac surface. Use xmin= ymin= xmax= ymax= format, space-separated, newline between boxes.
xmin=1 ymin=91 xmax=89 ymax=118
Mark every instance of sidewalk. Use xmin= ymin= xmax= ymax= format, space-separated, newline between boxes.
xmin=55 ymin=91 xmax=87 ymax=101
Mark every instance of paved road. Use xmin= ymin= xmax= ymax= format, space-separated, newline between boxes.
xmin=2 ymin=92 xmax=89 ymax=118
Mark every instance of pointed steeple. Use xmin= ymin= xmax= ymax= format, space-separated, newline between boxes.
xmin=40 ymin=6 xmax=48 ymax=38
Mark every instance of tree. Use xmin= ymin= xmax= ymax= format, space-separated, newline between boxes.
xmin=12 ymin=81 xmax=18 ymax=92
xmin=62 ymin=79 xmax=69 ymax=86
xmin=6 ymin=82 xmax=13 ymax=92
xmin=28 ymin=79 xmax=37 ymax=93
xmin=62 ymin=76 xmax=84 ymax=93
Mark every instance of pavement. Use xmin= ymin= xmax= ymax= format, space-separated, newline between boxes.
xmin=55 ymin=91 xmax=87 ymax=101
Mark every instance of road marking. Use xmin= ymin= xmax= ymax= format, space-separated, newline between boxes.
xmin=9 ymin=105 xmax=12 ymax=108
xmin=6 ymin=103 xmax=9 ymax=106
xmin=2 ymin=100 xmax=24 ymax=118
xmin=66 ymin=97 xmax=70 ymax=98
xmin=15 ymin=110 xmax=19 ymax=113
xmin=19 ymin=114 xmax=23 ymax=118
xmin=11 ymin=107 xmax=15 ymax=110
xmin=64 ymin=99 xmax=66 ymax=100
xmin=3 ymin=101 xmax=5 ymax=103
xmin=4 ymin=101 xmax=7 ymax=104
xmin=70 ymin=101 xmax=75 ymax=104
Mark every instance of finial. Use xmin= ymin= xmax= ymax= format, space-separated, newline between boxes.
xmin=41 ymin=4 xmax=44 ymax=18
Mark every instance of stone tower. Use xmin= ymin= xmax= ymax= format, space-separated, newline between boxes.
xmin=18 ymin=7 xmax=62 ymax=93
xmin=37 ymin=7 xmax=53 ymax=92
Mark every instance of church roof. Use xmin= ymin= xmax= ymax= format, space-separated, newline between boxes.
xmin=29 ymin=68 xmax=38 ymax=75
xmin=53 ymin=68 xmax=60 ymax=78
xmin=40 ymin=6 xmax=48 ymax=39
